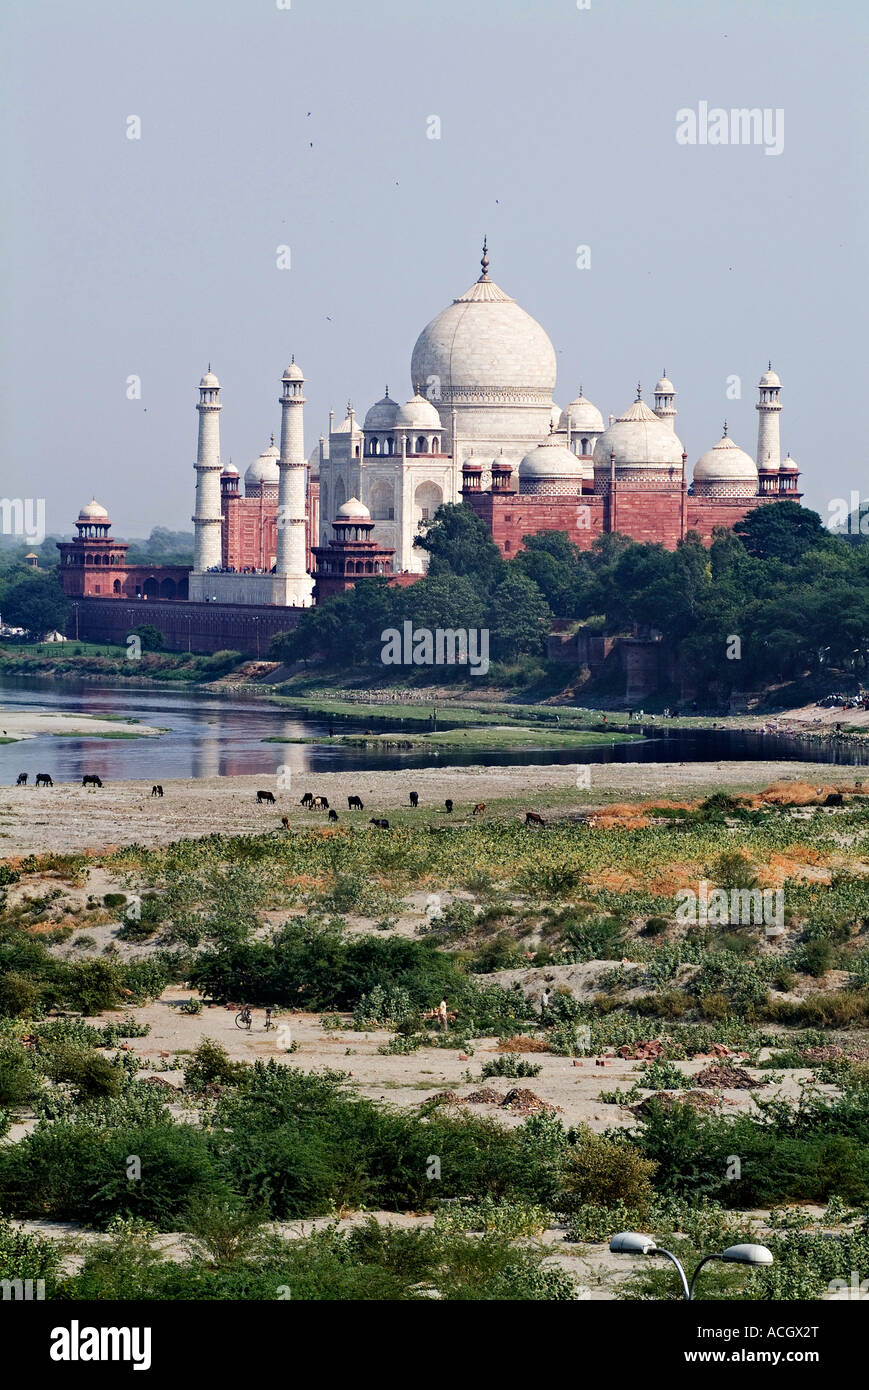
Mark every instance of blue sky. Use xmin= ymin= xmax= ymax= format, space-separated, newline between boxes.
xmin=2 ymin=0 xmax=866 ymax=534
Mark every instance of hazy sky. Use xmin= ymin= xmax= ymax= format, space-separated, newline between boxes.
xmin=2 ymin=0 xmax=866 ymax=536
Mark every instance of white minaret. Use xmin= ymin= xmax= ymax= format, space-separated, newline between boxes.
xmin=653 ymin=371 xmax=677 ymax=432
xmin=755 ymin=363 xmax=782 ymax=470
xmin=275 ymin=358 xmax=315 ymax=607
xmin=192 ymin=368 xmax=223 ymax=572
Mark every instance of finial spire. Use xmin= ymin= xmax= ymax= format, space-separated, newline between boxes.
xmin=385 ymin=384 xmax=389 ymax=398
xmin=270 ymin=433 xmax=275 ymax=446
xmin=291 ymin=354 xmax=295 ymax=364
xmin=723 ymin=420 xmax=728 ymax=436
xmin=208 ymin=361 xmax=211 ymax=372
xmin=479 ymin=236 xmax=489 ymax=282
xmin=768 ymin=359 xmax=772 ymax=371
xmin=636 ymin=382 xmax=642 ymax=400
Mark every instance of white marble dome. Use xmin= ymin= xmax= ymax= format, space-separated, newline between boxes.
xmin=336 ymin=497 xmax=371 ymax=520
xmin=593 ymin=396 xmax=685 ymax=470
xmin=200 ymin=371 xmax=219 ymax=388
xmin=655 ymin=375 xmax=675 ymax=394
xmin=282 ymin=360 xmax=304 ymax=381
xmin=519 ymin=434 xmax=586 ymax=495
xmin=78 ymin=499 xmax=109 ymax=521
xmin=694 ymin=432 xmax=757 ymax=484
xmin=245 ymin=441 xmax=280 ymax=487
xmin=759 ymin=367 xmax=781 ymax=387
xmin=410 ymin=258 xmax=557 ymax=402
xmin=395 ymin=393 xmax=442 ymax=430
xmin=364 ymin=391 xmax=400 ymax=431
xmin=560 ymin=392 xmax=604 ymax=435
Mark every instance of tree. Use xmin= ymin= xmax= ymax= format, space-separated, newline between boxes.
xmin=413 ymin=503 xmax=505 ymax=593
xmin=488 ymin=571 xmax=551 ymax=661
xmin=513 ymin=532 xmax=580 ymax=618
xmin=0 ymin=570 xmax=68 ymax=634
xmin=734 ymin=502 xmax=828 ymax=565
xmin=396 ymin=573 xmax=487 ymax=633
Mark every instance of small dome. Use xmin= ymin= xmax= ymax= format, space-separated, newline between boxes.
xmin=593 ymin=395 xmax=685 ymax=470
xmin=333 ymin=410 xmax=363 ymax=434
xmin=244 ymin=441 xmax=280 ymax=486
xmin=78 ymin=499 xmax=109 ymax=521
xmin=200 ymin=371 xmax=219 ymax=388
xmin=780 ymin=453 xmax=799 ymax=473
xmin=363 ymin=391 xmax=400 ymax=431
xmin=519 ymin=434 xmax=586 ymax=479
xmin=758 ymin=452 xmax=780 ymax=474
xmin=282 ymin=360 xmax=304 ymax=381
xmin=549 ymin=403 xmax=562 ymax=428
xmin=395 ymin=392 xmax=442 ymax=430
xmin=693 ymin=432 xmax=758 ymax=483
xmin=221 ymin=464 xmax=239 ymax=477
xmin=336 ymin=497 xmax=371 ymax=520
xmin=560 ymin=392 xmax=604 ymax=435
xmin=759 ymin=367 xmax=781 ymax=387
xmin=655 ymin=376 xmax=675 ymax=394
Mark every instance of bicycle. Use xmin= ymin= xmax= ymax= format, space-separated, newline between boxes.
xmin=235 ymin=1005 xmax=253 ymax=1031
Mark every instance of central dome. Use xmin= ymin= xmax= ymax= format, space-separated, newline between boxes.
xmin=410 ymin=245 xmax=557 ymax=405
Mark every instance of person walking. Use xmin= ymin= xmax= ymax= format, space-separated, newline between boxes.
xmin=437 ymin=998 xmax=448 ymax=1033
xmin=541 ymin=987 xmax=551 ymax=1020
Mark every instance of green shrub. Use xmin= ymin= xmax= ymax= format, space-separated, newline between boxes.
xmin=559 ymin=1130 xmax=657 ymax=1214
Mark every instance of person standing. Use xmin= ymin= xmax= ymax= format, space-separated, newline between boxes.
xmin=541 ymin=987 xmax=551 ymax=1019
xmin=437 ymin=998 xmax=448 ymax=1033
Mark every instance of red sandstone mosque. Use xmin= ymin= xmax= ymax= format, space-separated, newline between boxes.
xmin=59 ymin=243 xmax=801 ymax=630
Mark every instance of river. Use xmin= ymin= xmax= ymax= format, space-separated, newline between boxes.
xmin=1 ymin=677 xmax=867 ymax=784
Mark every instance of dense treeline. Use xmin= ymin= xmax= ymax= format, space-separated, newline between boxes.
xmin=272 ymin=500 xmax=869 ymax=695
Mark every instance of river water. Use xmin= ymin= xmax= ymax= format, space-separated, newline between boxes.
xmin=1 ymin=677 xmax=867 ymax=784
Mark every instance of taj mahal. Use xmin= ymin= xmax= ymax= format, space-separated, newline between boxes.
xmin=61 ymin=242 xmax=801 ymax=618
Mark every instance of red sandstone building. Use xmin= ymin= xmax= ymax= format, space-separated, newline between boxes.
xmin=56 ymin=501 xmax=189 ymax=600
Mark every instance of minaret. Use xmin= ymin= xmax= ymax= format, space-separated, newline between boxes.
xmin=275 ymin=358 xmax=315 ymax=607
xmin=653 ymin=371 xmax=677 ymax=432
xmin=192 ymin=368 xmax=223 ymax=572
xmin=755 ymin=363 xmax=782 ymax=470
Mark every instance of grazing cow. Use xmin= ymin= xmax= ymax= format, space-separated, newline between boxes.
xmin=824 ymin=792 xmax=844 ymax=807
xmin=16 ymin=773 xmax=27 ymax=786
xmin=256 ymin=789 xmax=276 ymax=804
xmin=300 ymin=792 xmax=314 ymax=807
xmin=524 ymin=810 xmax=546 ymax=827
xmin=328 ymin=808 xmax=339 ymax=822
xmin=82 ymin=774 xmax=103 ymax=788
xmin=473 ymin=802 xmax=486 ymax=816
xmin=347 ymin=794 xmax=364 ymax=810
xmin=312 ymin=796 xmax=329 ymax=810
xmin=444 ymin=799 xmax=453 ymax=814
xmin=35 ymin=773 xmax=53 ymax=787
xmin=369 ymin=818 xmax=389 ymax=830
xmin=151 ymin=785 xmax=163 ymax=798
xmin=281 ymin=815 xmax=291 ymax=830
xmin=409 ymin=791 xmax=419 ymax=808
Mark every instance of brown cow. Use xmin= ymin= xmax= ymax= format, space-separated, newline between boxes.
xmin=473 ymin=802 xmax=486 ymax=815
xmin=524 ymin=810 xmax=546 ymax=827
xmin=257 ymin=789 xmax=275 ymax=804
xmin=281 ymin=816 xmax=291 ymax=831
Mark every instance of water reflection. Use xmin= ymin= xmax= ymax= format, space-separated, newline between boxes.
xmin=1 ymin=676 xmax=867 ymax=784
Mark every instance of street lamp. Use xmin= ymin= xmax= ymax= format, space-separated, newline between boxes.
xmin=609 ymin=1233 xmax=773 ymax=1300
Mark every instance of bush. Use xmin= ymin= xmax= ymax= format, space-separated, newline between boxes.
xmin=559 ymin=1130 xmax=657 ymax=1214
xmin=479 ymin=1055 xmax=542 ymax=1080
xmin=184 ymin=1038 xmax=248 ymax=1092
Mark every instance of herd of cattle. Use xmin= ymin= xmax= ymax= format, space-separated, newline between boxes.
xmin=13 ymin=771 xmax=546 ymax=826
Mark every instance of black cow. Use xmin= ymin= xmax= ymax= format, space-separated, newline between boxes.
xmin=409 ymin=791 xmax=419 ymax=808
xmin=369 ymin=818 xmax=389 ymax=830
xmin=312 ymin=796 xmax=329 ymax=810
xmin=444 ymin=799 xmax=453 ymax=814
xmin=328 ymin=808 xmax=339 ymax=822
xmin=36 ymin=773 xmax=53 ymax=787
xmin=300 ymin=792 xmax=314 ymax=807
xmin=82 ymin=774 xmax=103 ymax=788
xmin=16 ymin=773 xmax=27 ymax=786
xmin=347 ymin=795 xmax=364 ymax=810
xmin=257 ymin=789 xmax=276 ymax=804
xmin=151 ymin=785 xmax=163 ymax=798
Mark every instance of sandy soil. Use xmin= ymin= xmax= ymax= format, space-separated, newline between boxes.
xmin=0 ymin=710 xmax=163 ymax=741
xmin=1 ymin=759 xmax=861 ymax=856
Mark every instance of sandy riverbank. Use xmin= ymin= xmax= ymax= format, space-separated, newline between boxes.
xmin=1 ymin=759 xmax=863 ymax=856
xmin=0 ymin=709 xmax=164 ymax=741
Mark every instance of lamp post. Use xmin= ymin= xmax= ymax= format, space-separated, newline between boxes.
xmin=609 ymin=1233 xmax=773 ymax=1300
